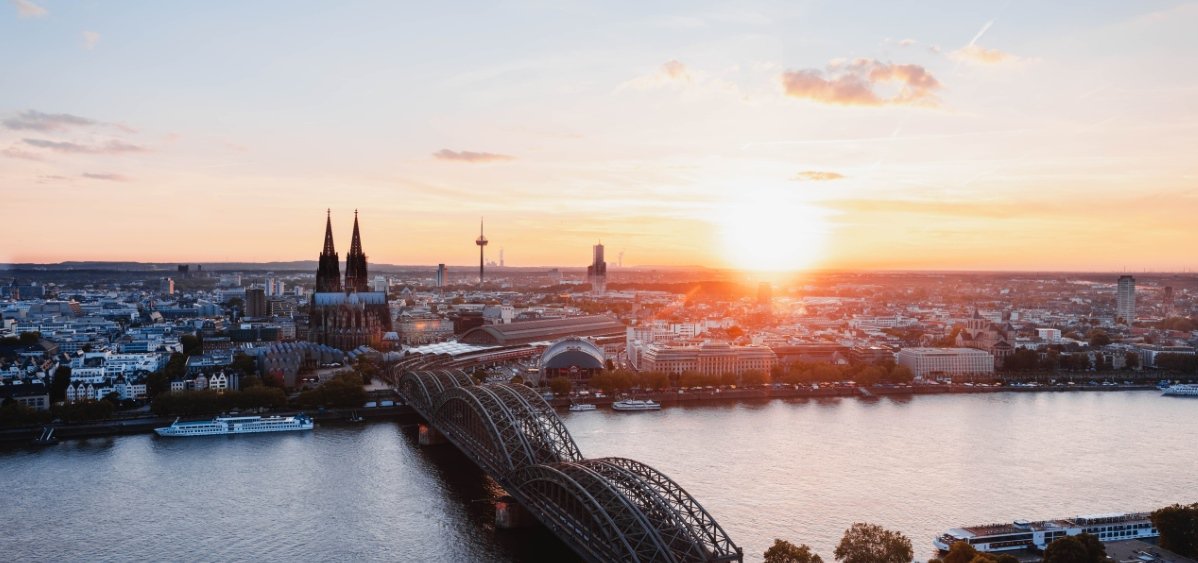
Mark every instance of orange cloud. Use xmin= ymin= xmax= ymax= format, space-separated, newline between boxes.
xmin=432 ymin=149 xmax=514 ymax=163
xmin=11 ymin=0 xmax=46 ymax=18
xmin=952 ymin=44 xmax=1016 ymax=64
xmin=661 ymin=59 xmax=690 ymax=80
xmin=793 ymin=170 xmax=845 ymax=181
xmin=781 ymin=59 xmax=942 ymax=107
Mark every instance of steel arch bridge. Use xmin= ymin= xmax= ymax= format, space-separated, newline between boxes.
xmin=398 ymin=370 xmax=742 ymax=563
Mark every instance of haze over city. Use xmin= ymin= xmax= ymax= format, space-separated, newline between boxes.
xmin=5 ymin=0 xmax=1198 ymax=271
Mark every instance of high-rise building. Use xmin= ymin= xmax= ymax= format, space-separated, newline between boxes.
xmin=499 ymin=248 xmax=505 ymax=268
xmin=1117 ymin=275 xmax=1136 ymax=323
xmin=1164 ymin=286 xmax=1174 ymax=315
xmin=436 ymin=264 xmax=446 ymax=290
xmin=587 ymin=242 xmax=607 ymax=294
xmin=160 ymin=277 xmax=174 ymax=295
xmin=245 ymin=287 xmax=267 ymax=317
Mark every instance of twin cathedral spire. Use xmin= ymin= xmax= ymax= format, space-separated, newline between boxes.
xmin=316 ymin=209 xmax=370 ymax=293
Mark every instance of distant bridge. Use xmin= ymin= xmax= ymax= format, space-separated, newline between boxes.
xmin=399 ymin=369 xmax=743 ymax=563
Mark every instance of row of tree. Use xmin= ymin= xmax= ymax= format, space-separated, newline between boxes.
xmin=563 ymin=362 xmax=915 ymax=395
xmin=764 ymin=527 xmax=1105 ymax=563
xmin=763 ymin=502 xmax=1198 ymax=563
xmin=149 ymin=387 xmax=288 ymax=416
xmin=1002 ymin=348 xmax=1141 ymax=372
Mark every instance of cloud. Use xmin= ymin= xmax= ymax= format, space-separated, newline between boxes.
xmin=83 ymin=31 xmax=101 ymax=50
xmin=23 ymin=138 xmax=147 ymax=154
xmin=81 ymin=172 xmax=131 ymax=182
xmin=951 ymin=44 xmax=1017 ymax=64
xmin=660 ymin=60 xmax=690 ymax=81
xmin=898 ymin=38 xmax=917 ymax=47
xmin=1 ymin=146 xmax=45 ymax=161
xmin=793 ymin=171 xmax=845 ymax=181
xmin=3 ymin=110 xmax=96 ymax=132
xmin=432 ymin=149 xmax=514 ymax=163
xmin=11 ymin=0 xmax=46 ymax=17
xmin=780 ymin=59 xmax=942 ymax=107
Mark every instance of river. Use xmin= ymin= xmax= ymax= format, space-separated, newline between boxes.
xmin=2 ymin=391 xmax=1194 ymax=562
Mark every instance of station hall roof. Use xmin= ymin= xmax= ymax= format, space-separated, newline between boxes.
xmin=457 ymin=315 xmax=625 ymax=346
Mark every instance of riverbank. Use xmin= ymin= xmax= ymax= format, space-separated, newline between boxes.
xmin=548 ymin=382 xmax=1164 ymax=408
xmin=0 ymin=405 xmax=418 ymax=445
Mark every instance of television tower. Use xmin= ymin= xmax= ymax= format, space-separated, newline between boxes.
xmin=475 ymin=218 xmax=488 ymax=285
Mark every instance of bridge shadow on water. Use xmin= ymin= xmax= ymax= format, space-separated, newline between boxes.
xmin=398 ymin=423 xmax=582 ymax=563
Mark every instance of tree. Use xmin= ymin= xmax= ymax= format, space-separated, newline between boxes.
xmin=833 ymin=523 xmax=913 ymax=563
xmin=180 ymin=334 xmax=203 ymax=356
xmin=1152 ymin=503 xmax=1198 ymax=557
xmin=887 ymin=365 xmax=914 ymax=383
xmin=50 ymin=365 xmax=71 ymax=403
xmin=230 ymin=352 xmax=258 ymax=376
xmin=1124 ymin=351 xmax=1141 ymax=370
xmin=1043 ymin=533 xmax=1105 ymax=563
xmin=928 ymin=541 xmax=1016 ymax=563
xmin=1086 ymin=329 xmax=1111 ymax=347
xmin=763 ymin=539 xmax=823 ymax=563
xmin=547 ymin=377 xmax=572 ymax=396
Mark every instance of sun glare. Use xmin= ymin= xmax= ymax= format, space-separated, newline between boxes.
xmin=716 ymin=196 xmax=830 ymax=272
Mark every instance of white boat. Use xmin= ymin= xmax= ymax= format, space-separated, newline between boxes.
xmin=934 ymin=512 xmax=1158 ymax=554
xmin=611 ymin=399 xmax=661 ymax=411
xmin=568 ymin=403 xmax=597 ymax=412
xmin=155 ymin=414 xmax=314 ymax=437
xmin=1162 ymin=384 xmax=1198 ymax=397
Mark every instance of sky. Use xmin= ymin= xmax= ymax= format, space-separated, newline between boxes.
xmin=3 ymin=0 xmax=1198 ymax=271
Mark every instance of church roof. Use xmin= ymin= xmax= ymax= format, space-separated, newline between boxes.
xmin=312 ymin=292 xmax=388 ymax=306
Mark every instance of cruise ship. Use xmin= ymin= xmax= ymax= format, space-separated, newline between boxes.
xmin=934 ymin=512 xmax=1158 ymax=554
xmin=612 ymin=399 xmax=661 ymax=411
xmin=155 ymin=414 xmax=314 ymax=437
xmin=1162 ymin=384 xmax=1198 ymax=397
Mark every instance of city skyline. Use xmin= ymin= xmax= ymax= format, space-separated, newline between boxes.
xmin=4 ymin=1 xmax=1198 ymax=271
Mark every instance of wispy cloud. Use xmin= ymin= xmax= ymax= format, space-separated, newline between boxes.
xmin=83 ymin=31 xmax=101 ymax=50
xmin=432 ymin=149 xmax=514 ymax=163
xmin=4 ymin=110 xmax=96 ymax=132
xmin=950 ymin=20 xmax=1019 ymax=65
xmin=23 ymin=138 xmax=147 ymax=154
xmin=81 ymin=172 xmax=131 ymax=182
xmin=11 ymin=0 xmax=46 ymax=18
xmin=781 ymin=59 xmax=942 ymax=107
xmin=793 ymin=170 xmax=845 ymax=181
xmin=619 ymin=59 xmax=695 ymax=91
xmin=1 ymin=146 xmax=46 ymax=161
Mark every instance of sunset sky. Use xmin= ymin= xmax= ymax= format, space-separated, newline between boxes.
xmin=3 ymin=1 xmax=1197 ymax=271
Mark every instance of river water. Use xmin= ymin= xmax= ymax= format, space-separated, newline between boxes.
xmin=2 ymin=391 xmax=1194 ymax=562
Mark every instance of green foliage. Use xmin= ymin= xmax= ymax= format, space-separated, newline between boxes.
xmin=1002 ymin=348 xmax=1040 ymax=371
xmin=18 ymin=331 xmax=42 ymax=345
xmin=50 ymin=365 xmax=71 ymax=403
xmin=547 ymin=377 xmax=572 ymax=396
xmin=1155 ymin=317 xmax=1198 ymax=332
xmin=1152 ymin=503 xmax=1198 ymax=557
xmin=295 ymin=372 xmax=367 ymax=409
xmin=1042 ymin=533 xmax=1105 ymax=563
xmin=832 ymin=522 xmax=913 ymax=563
xmin=1124 ymin=352 xmax=1141 ymax=370
xmin=1085 ymin=329 xmax=1111 ymax=347
xmin=763 ymin=538 xmax=824 ymax=563
xmin=52 ymin=399 xmax=116 ymax=423
xmin=928 ymin=541 xmax=1016 ymax=563
xmin=151 ymin=387 xmax=288 ymax=416
xmin=1155 ymin=353 xmax=1198 ymax=374
xmin=0 ymin=401 xmax=49 ymax=427
xmin=230 ymin=352 xmax=258 ymax=376
xmin=180 ymin=334 xmax=203 ymax=356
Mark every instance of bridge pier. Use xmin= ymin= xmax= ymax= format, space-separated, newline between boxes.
xmin=495 ymin=495 xmax=533 ymax=529
xmin=418 ymin=423 xmax=446 ymax=446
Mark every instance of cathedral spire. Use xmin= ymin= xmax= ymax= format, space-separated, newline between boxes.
xmin=349 ymin=209 xmax=363 ymax=256
xmin=322 ymin=208 xmax=337 ymax=256
xmin=344 ymin=209 xmax=369 ymax=293
xmin=316 ymin=209 xmax=342 ymax=292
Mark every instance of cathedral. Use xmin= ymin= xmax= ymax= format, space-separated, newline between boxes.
xmin=307 ymin=210 xmax=392 ymax=350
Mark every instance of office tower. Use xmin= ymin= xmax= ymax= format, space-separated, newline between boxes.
xmin=436 ymin=264 xmax=446 ymax=290
xmin=246 ymin=287 xmax=267 ymax=317
xmin=1164 ymin=286 xmax=1174 ymax=315
xmin=1117 ymin=275 xmax=1136 ymax=323
xmin=587 ymin=242 xmax=607 ymax=294
xmin=161 ymin=277 xmax=174 ymax=295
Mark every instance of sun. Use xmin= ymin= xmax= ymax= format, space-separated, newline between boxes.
xmin=716 ymin=195 xmax=830 ymax=272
